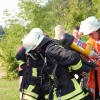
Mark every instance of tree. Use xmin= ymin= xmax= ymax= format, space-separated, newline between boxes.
xmin=1 ymin=0 xmax=100 ymax=79
xmin=0 ymin=9 xmax=27 ymax=79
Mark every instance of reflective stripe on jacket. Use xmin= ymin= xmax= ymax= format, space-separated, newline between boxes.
xmin=16 ymin=46 xmax=49 ymax=99
xmin=53 ymin=78 xmax=86 ymax=100
xmin=45 ymin=41 xmax=87 ymax=100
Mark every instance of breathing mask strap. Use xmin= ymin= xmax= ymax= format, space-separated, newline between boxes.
xmin=26 ymin=52 xmax=37 ymax=60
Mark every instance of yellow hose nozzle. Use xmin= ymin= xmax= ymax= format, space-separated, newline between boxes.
xmin=70 ymin=38 xmax=97 ymax=57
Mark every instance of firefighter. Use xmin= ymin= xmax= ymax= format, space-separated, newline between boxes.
xmin=79 ymin=16 xmax=100 ymax=100
xmin=22 ymin=27 xmax=91 ymax=100
xmin=16 ymin=45 xmax=49 ymax=100
xmin=54 ymin=25 xmax=90 ymax=89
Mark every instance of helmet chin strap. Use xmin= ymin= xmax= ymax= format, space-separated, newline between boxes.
xmin=26 ymin=52 xmax=37 ymax=60
xmin=26 ymin=49 xmax=45 ymax=63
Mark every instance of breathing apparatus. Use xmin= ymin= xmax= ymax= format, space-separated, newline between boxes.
xmin=59 ymin=33 xmax=98 ymax=57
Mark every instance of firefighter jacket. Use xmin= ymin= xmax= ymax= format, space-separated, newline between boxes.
xmin=87 ymin=38 xmax=100 ymax=100
xmin=16 ymin=46 xmax=49 ymax=100
xmin=42 ymin=40 xmax=88 ymax=100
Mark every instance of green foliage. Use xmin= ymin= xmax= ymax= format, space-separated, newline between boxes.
xmin=1 ymin=0 xmax=100 ymax=79
xmin=0 ymin=79 xmax=19 ymax=100
xmin=0 ymin=24 xmax=26 ymax=79
xmin=92 ymin=0 xmax=100 ymax=18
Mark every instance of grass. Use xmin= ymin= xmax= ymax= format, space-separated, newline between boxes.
xmin=0 ymin=78 xmax=19 ymax=100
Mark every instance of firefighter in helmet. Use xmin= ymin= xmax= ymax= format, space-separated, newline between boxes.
xmin=22 ymin=28 xmax=91 ymax=100
xmin=16 ymin=29 xmax=49 ymax=100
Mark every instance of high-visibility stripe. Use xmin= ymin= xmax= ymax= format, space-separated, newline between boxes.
xmin=53 ymin=88 xmax=58 ymax=100
xmin=17 ymin=60 xmax=25 ymax=66
xmin=70 ymin=60 xmax=82 ymax=70
xmin=23 ymin=85 xmax=38 ymax=99
xmin=23 ymin=93 xmax=37 ymax=100
xmin=45 ymin=94 xmax=49 ymax=99
xmin=61 ymin=78 xmax=85 ymax=100
xmin=68 ymin=67 xmax=72 ymax=72
xmin=71 ymin=92 xmax=86 ymax=100
xmin=26 ymin=85 xmax=35 ymax=92
xmin=24 ymin=89 xmax=38 ymax=99
xmin=85 ymin=92 xmax=89 ymax=97
xmin=32 ymin=68 xmax=37 ymax=77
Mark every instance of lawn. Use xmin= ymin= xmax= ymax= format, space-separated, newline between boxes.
xmin=0 ymin=78 xmax=19 ymax=100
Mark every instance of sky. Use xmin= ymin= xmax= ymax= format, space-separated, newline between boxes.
xmin=0 ymin=0 xmax=48 ymax=27
xmin=0 ymin=0 xmax=19 ymax=27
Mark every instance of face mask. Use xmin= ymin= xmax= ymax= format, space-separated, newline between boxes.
xmin=27 ymin=50 xmax=42 ymax=61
